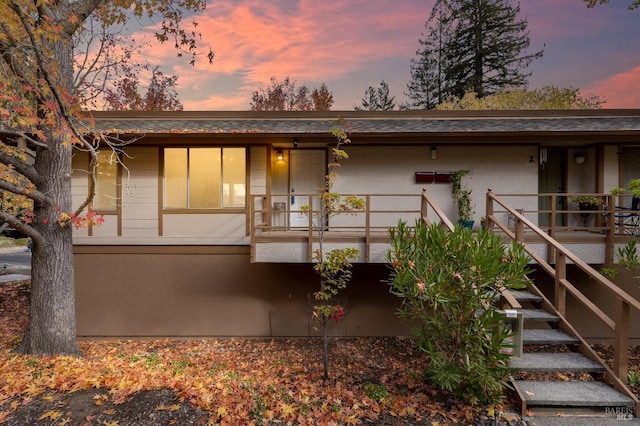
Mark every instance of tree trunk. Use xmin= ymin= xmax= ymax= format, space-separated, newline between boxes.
xmin=18 ymin=36 xmax=81 ymax=356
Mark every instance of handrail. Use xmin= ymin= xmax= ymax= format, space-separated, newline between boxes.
xmin=420 ymin=188 xmax=455 ymax=232
xmin=487 ymin=189 xmax=640 ymax=389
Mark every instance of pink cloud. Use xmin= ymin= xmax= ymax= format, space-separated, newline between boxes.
xmin=133 ymin=0 xmax=429 ymax=109
xmin=587 ymin=66 xmax=640 ymax=108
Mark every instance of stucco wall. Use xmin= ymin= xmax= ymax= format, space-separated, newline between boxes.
xmin=333 ymin=145 xmax=539 ymax=227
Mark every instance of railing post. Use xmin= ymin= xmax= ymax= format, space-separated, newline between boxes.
xmin=605 ymin=195 xmax=615 ymax=264
xmin=547 ymin=194 xmax=557 ymax=265
xmin=614 ymin=297 xmax=630 ymax=383
xmin=486 ymin=188 xmax=494 ymax=231
xmin=308 ymin=195 xmax=314 ymax=262
xmin=421 ymin=188 xmax=429 ymax=224
xmin=365 ymin=194 xmax=371 ymax=263
xmin=555 ymin=252 xmax=566 ymax=316
xmin=250 ymin=195 xmax=256 ymax=263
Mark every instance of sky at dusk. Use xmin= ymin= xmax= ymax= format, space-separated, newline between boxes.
xmin=132 ymin=0 xmax=640 ymax=110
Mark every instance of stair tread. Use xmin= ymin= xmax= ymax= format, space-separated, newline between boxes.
xmin=521 ymin=309 xmax=560 ymax=322
xmin=509 ymin=290 xmax=543 ymax=303
xmin=510 ymin=352 xmax=605 ymax=372
xmin=513 ymin=380 xmax=635 ymax=407
xmin=523 ymin=329 xmax=579 ymax=345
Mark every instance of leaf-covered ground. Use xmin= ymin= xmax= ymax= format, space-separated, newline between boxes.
xmin=0 ymin=280 xmax=526 ymax=425
xmin=1 ymin=279 xmax=636 ymax=425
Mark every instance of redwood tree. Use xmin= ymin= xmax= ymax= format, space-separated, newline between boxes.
xmin=0 ymin=0 xmax=212 ymax=355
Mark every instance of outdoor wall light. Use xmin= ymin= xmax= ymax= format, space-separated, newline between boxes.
xmin=430 ymin=146 xmax=437 ymax=160
xmin=293 ymin=139 xmax=299 ymax=147
xmin=574 ymin=153 xmax=586 ymax=164
xmin=276 ymin=150 xmax=284 ymax=161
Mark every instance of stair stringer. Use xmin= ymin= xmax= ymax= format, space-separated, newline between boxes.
xmin=512 ymin=281 xmax=640 ymax=414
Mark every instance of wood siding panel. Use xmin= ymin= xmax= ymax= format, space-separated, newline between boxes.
xmin=71 ymin=152 xmax=89 ymax=211
xmin=162 ymin=214 xmax=247 ymax=239
xmin=250 ymin=146 xmax=267 ymax=195
xmin=603 ymin=145 xmax=620 ymax=192
xmin=121 ymin=147 xmax=159 ymax=237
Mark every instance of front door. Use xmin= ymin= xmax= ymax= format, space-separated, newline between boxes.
xmin=538 ymin=148 xmax=567 ymax=227
xmin=289 ymin=150 xmax=325 ymax=229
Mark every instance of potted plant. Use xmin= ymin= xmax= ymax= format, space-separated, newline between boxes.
xmin=612 ymin=178 xmax=640 ymax=198
xmin=569 ymin=195 xmax=604 ymax=211
xmin=452 ymin=170 xmax=474 ymax=228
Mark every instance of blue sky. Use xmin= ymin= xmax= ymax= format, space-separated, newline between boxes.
xmin=133 ymin=0 xmax=640 ymax=110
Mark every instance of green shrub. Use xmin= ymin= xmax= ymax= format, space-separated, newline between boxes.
xmin=387 ymin=221 xmax=531 ymax=405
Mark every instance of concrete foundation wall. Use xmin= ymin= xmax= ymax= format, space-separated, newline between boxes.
xmin=75 ymin=247 xmax=639 ymax=343
xmin=74 ymin=246 xmax=407 ymax=338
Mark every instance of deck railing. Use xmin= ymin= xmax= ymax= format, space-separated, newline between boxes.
xmin=250 ymin=193 xmax=422 ymax=262
xmin=486 ymin=189 xmax=640 ymax=396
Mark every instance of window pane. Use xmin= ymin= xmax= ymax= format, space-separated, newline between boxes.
xmin=164 ymin=148 xmax=188 ymax=209
xmin=189 ymin=148 xmax=221 ymax=208
xmin=95 ymin=151 xmax=118 ymax=211
xmin=223 ymin=148 xmax=246 ymax=207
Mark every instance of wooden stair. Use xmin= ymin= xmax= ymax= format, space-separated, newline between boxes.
xmin=507 ymin=286 xmax=638 ymax=415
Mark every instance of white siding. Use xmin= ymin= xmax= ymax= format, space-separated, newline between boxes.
xmin=162 ymin=214 xmax=248 ymax=244
xmin=250 ymin=146 xmax=267 ymax=195
xmin=603 ymin=145 xmax=620 ymax=193
xmin=121 ymin=147 xmax=159 ymax=237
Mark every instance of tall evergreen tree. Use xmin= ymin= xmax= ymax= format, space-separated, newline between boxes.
xmin=406 ymin=0 xmax=543 ymax=109
xmin=406 ymin=0 xmax=453 ymax=109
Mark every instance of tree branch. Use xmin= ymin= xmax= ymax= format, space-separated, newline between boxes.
xmin=0 ymin=146 xmax=39 ymax=183
xmin=0 ymin=179 xmax=50 ymax=205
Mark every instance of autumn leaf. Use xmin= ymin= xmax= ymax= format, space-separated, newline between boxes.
xmin=57 ymin=418 xmax=72 ymax=426
xmin=280 ymin=402 xmax=296 ymax=417
xmin=104 ymin=421 xmax=119 ymax=426
xmin=216 ymin=406 xmax=227 ymax=418
xmin=38 ymin=410 xmax=63 ymax=421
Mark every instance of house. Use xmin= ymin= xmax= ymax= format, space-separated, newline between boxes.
xmin=72 ymin=110 xmax=640 ymax=340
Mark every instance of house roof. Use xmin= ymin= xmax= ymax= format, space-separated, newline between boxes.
xmin=86 ymin=110 xmax=640 ymax=147
xmin=90 ymin=110 xmax=640 ymax=136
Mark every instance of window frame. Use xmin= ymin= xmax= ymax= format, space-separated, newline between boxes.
xmin=161 ymin=146 xmax=248 ymax=214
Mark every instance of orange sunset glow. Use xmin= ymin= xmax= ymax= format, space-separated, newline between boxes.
xmin=130 ymin=0 xmax=640 ymax=110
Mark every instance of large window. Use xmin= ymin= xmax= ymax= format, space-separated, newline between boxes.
xmin=94 ymin=150 xmax=119 ymax=211
xmin=164 ymin=147 xmax=246 ymax=209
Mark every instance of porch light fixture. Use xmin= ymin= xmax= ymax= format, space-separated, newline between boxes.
xmin=574 ymin=153 xmax=586 ymax=164
xmin=276 ymin=150 xmax=284 ymax=161
xmin=430 ymin=146 xmax=437 ymax=160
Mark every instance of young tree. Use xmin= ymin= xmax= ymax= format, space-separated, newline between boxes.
xmin=103 ymin=66 xmax=184 ymax=111
xmin=407 ymin=0 xmax=543 ymax=108
xmin=311 ymin=83 xmax=334 ymax=111
xmin=250 ymin=76 xmax=333 ymax=111
xmin=301 ymin=119 xmax=364 ymax=380
xmin=436 ymin=85 xmax=605 ymax=110
xmin=354 ymin=80 xmax=396 ymax=111
xmin=0 ymin=0 xmax=212 ymax=356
